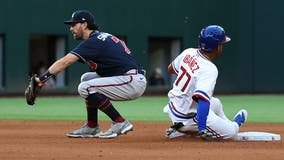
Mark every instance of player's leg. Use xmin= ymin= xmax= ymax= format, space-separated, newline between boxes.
xmin=204 ymin=109 xmax=241 ymax=139
xmin=163 ymin=103 xmax=197 ymax=138
xmin=167 ymin=109 xmax=240 ymax=140
xmin=66 ymin=98 xmax=102 ymax=138
xmin=78 ymin=74 xmax=146 ymax=100
xmin=210 ymin=97 xmax=229 ymax=120
xmin=66 ymin=99 xmax=102 ymax=138
xmin=209 ymin=98 xmax=248 ymax=139
xmin=82 ymin=91 xmax=132 ymax=139
xmin=67 ymin=72 xmax=102 ymax=138
xmin=80 ymin=72 xmax=100 ymax=82
xmin=164 ymin=101 xmax=247 ymax=140
xmin=81 ymin=72 xmax=101 ymax=128
xmin=83 ymin=92 xmax=133 ymax=138
xmin=86 ymin=93 xmax=125 ymax=123
xmin=77 ymin=74 xmax=146 ymax=138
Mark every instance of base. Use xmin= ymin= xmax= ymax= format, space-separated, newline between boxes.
xmin=233 ymin=131 xmax=281 ymax=141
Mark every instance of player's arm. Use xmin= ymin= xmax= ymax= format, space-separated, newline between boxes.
xmin=197 ymin=98 xmax=219 ymax=141
xmin=48 ymin=53 xmax=79 ymax=75
xmin=193 ymin=68 xmax=219 ymax=141
xmin=35 ymin=53 xmax=79 ymax=85
xmin=196 ymin=98 xmax=210 ymax=132
xmin=168 ymin=51 xmax=184 ymax=75
xmin=168 ymin=63 xmax=178 ymax=75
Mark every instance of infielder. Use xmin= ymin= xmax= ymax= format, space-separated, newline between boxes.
xmin=35 ymin=10 xmax=146 ymax=138
xmin=164 ymin=25 xmax=248 ymax=141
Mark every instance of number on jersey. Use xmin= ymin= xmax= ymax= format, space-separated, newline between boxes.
xmin=111 ymin=36 xmax=131 ymax=54
xmin=175 ymin=66 xmax=191 ymax=92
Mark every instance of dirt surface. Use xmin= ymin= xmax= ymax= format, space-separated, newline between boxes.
xmin=0 ymin=120 xmax=283 ymax=160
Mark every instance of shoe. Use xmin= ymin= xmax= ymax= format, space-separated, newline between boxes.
xmin=233 ymin=109 xmax=248 ymax=127
xmin=99 ymin=120 xmax=133 ymax=139
xmin=165 ymin=127 xmax=187 ymax=139
xmin=66 ymin=124 xmax=102 ymax=138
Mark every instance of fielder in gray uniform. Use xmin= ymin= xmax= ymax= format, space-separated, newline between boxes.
xmin=35 ymin=10 xmax=147 ymax=138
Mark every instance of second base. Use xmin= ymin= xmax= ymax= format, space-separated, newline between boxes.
xmin=233 ymin=131 xmax=281 ymax=141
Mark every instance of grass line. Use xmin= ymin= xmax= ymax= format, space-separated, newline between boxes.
xmin=0 ymin=95 xmax=283 ymax=122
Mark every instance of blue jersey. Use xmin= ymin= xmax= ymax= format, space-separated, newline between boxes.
xmin=71 ymin=31 xmax=142 ymax=77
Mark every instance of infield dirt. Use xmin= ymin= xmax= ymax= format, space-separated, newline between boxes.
xmin=0 ymin=121 xmax=283 ymax=160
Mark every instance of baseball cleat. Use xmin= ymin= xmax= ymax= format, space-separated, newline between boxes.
xmin=66 ymin=124 xmax=102 ymax=138
xmin=233 ymin=109 xmax=248 ymax=127
xmin=99 ymin=119 xmax=133 ymax=139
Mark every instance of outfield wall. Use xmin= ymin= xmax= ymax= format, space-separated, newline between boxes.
xmin=0 ymin=0 xmax=283 ymax=94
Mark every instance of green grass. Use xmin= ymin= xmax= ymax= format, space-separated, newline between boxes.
xmin=218 ymin=95 xmax=284 ymax=123
xmin=0 ymin=95 xmax=284 ymax=123
xmin=0 ymin=96 xmax=169 ymax=121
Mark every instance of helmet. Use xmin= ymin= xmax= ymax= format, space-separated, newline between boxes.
xmin=198 ymin=25 xmax=231 ymax=52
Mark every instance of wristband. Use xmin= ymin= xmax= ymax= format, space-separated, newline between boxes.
xmin=39 ymin=70 xmax=55 ymax=83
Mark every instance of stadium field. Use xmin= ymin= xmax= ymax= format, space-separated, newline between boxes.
xmin=0 ymin=95 xmax=283 ymax=160
xmin=0 ymin=95 xmax=284 ymax=122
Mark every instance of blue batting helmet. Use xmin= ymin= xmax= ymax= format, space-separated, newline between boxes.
xmin=198 ymin=25 xmax=231 ymax=52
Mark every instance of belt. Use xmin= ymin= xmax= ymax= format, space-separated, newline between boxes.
xmin=125 ymin=69 xmax=146 ymax=76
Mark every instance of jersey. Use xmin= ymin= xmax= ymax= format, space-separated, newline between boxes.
xmin=70 ymin=31 xmax=142 ymax=77
xmin=168 ymin=48 xmax=218 ymax=115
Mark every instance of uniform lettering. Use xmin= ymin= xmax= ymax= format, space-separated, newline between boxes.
xmin=183 ymin=54 xmax=200 ymax=73
xmin=97 ymin=33 xmax=111 ymax=41
xmin=111 ymin=36 xmax=120 ymax=43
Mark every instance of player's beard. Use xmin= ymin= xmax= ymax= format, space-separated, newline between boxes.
xmin=73 ymin=28 xmax=84 ymax=40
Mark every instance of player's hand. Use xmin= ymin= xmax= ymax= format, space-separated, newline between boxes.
xmin=25 ymin=74 xmax=42 ymax=105
xmin=35 ymin=77 xmax=44 ymax=87
xmin=199 ymin=129 xmax=221 ymax=141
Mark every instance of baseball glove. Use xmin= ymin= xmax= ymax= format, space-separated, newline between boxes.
xmin=25 ymin=74 xmax=42 ymax=105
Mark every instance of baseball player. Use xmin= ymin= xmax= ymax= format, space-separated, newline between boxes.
xmin=35 ymin=10 xmax=146 ymax=138
xmin=164 ymin=25 xmax=248 ymax=141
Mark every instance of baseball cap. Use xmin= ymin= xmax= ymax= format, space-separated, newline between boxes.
xmin=64 ymin=10 xmax=95 ymax=25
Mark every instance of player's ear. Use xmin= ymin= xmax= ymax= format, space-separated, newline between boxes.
xmin=82 ymin=22 xmax=88 ymax=30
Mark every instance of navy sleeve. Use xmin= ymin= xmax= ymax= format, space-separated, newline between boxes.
xmin=70 ymin=40 xmax=95 ymax=63
xmin=196 ymin=98 xmax=210 ymax=132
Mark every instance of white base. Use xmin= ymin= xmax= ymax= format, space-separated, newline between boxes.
xmin=233 ymin=131 xmax=281 ymax=141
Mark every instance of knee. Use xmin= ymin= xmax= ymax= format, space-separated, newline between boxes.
xmin=80 ymin=73 xmax=90 ymax=82
xmin=215 ymin=98 xmax=221 ymax=105
xmin=211 ymin=97 xmax=221 ymax=104
xmin=211 ymin=97 xmax=222 ymax=108
xmin=80 ymin=72 xmax=100 ymax=82
xmin=78 ymin=82 xmax=88 ymax=98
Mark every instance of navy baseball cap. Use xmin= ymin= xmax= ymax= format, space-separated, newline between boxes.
xmin=64 ymin=10 xmax=95 ymax=25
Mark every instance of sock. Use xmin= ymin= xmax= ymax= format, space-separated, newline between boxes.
xmin=86 ymin=93 xmax=125 ymax=123
xmin=85 ymin=100 xmax=98 ymax=128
